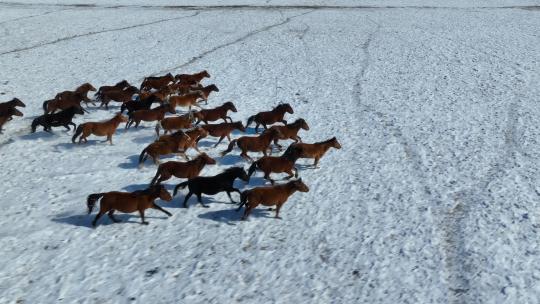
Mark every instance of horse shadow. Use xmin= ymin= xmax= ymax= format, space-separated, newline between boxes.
xmin=19 ymin=131 xmax=58 ymax=141
xmin=169 ymin=193 xmax=223 ymax=209
xmin=218 ymin=154 xmax=243 ymax=166
xmin=197 ymin=207 xmax=271 ymax=224
xmin=131 ymin=134 xmax=156 ymax=144
xmin=53 ymin=139 xmax=104 ymax=150
xmin=118 ymin=154 xmax=141 ymax=169
xmin=52 ymin=213 xmax=168 ymax=228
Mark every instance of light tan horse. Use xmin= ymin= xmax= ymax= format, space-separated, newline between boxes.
xmin=72 ymin=113 xmax=127 ymax=145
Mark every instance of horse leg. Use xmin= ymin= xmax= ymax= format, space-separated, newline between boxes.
xmin=108 ymin=210 xmax=121 ymax=223
xmin=152 ymin=203 xmax=172 ymax=217
xmin=226 ymin=135 xmax=231 ymax=142
xmin=313 ymin=157 xmax=320 ymax=169
xmin=262 ymin=124 xmax=268 ymax=130
xmin=107 ymin=134 xmax=113 ymax=145
xmin=295 ymin=135 xmax=302 ymax=143
xmin=214 ymin=136 xmax=225 ymax=148
xmin=139 ymin=209 xmax=149 ymax=225
xmin=242 ymin=203 xmax=256 ymax=220
xmin=280 ymin=120 xmax=287 ymax=125
xmin=255 ymin=124 xmax=260 ymax=133
xmin=285 ymin=169 xmax=295 ymax=180
xmin=274 ymin=139 xmax=283 ymax=150
xmin=197 ymin=193 xmax=209 ymax=208
xmin=264 ymin=172 xmax=275 ymax=185
xmin=92 ymin=211 xmax=105 ymax=227
xmin=64 ymin=124 xmax=71 ymax=131
xmin=182 ymin=192 xmax=193 ymax=208
xmin=274 ymin=203 xmax=283 ymax=219
xmin=226 ymin=191 xmax=237 ymax=204
xmin=69 ymin=122 xmax=76 ymax=130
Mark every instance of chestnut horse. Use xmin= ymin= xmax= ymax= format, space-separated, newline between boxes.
xmin=237 ymin=179 xmax=309 ymax=220
xmin=72 ymin=113 xmax=127 ymax=145
xmin=0 ymin=98 xmax=25 ymax=115
xmin=247 ymin=146 xmax=303 ymax=184
xmin=192 ymin=84 xmax=219 ymax=104
xmin=221 ymin=128 xmax=282 ymax=162
xmin=246 ymin=103 xmax=294 ymax=133
xmin=31 ymin=106 xmax=84 ymax=133
xmin=168 ymin=91 xmax=204 ymax=110
xmin=98 ymin=86 xmax=139 ymax=109
xmin=150 ymin=153 xmax=216 ymax=185
xmin=126 ymin=104 xmax=175 ymax=129
xmin=138 ymin=131 xmax=191 ymax=167
xmin=283 ymin=137 xmax=341 ymax=168
xmin=155 ymin=113 xmax=194 ymax=136
xmin=263 ymin=118 xmax=309 ymax=149
xmin=168 ymin=82 xmax=202 ymax=95
xmin=199 ymin=121 xmax=245 ymax=147
xmin=140 ymin=73 xmax=174 ymax=91
xmin=54 ymin=83 xmax=96 ymax=107
xmin=95 ymin=80 xmax=130 ymax=100
xmin=193 ymin=101 xmax=236 ymax=124
xmin=87 ymin=184 xmax=172 ymax=227
xmin=0 ymin=108 xmax=23 ymax=133
xmin=173 ymin=167 xmax=249 ymax=208
xmin=174 ymin=70 xmax=210 ymax=85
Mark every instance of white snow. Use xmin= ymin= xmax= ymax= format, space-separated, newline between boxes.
xmin=0 ymin=2 xmax=539 ymax=303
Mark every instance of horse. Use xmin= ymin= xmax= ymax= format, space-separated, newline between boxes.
xmin=221 ymin=128 xmax=282 ymax=162
xmin=175 ymin=127 xmax=209 ymax=156
xmin=0 ymin=98 xmax=25 ymax=115
xmin=54 ymin=83 xmax=96 ymax=107
xmin=237 ymin=179 xmax=309 ymax=220
xmin=191 ymin=84 xmax=219 ymax=104
xmin=138 ymin=86 xmax=172 ymax=102
xmin=262 ymin=118 xmax=309 ymax=150
xmin=0 ymin=108 xmax=23 ymax=133
xmin=87 ymin=184 xmax=172 ymax=227
xmin=168 ymin=82 xmax=202 ymax=95
xmin=150 ymin=153 xmax=216 ymax=185
xmin=126 ymin=104 xmax=175 ymax=129
xmin=98 ymin=86 xmax=139 ymax=109
xmin=199 ymin=121 xmax=245 ymax=148
xmin=174 ymin=70 xmax=210 ymax=85
xmin=31 ymin=106 xmax=84 ymax=133
xmin=72 ymin=113 xmax=127 ymax=145
xmin=121 ymin=94 xmax=162 ymax=114
xmin=193 ymin=101 xmax=236 ymax=124
xmin=283 ymin=137 xmax=341 ymax=168
xmin=138 ymin=131 xmax=191 ymax=167
xmin=140 ymin=73 xmax=174 ymax=91
xmin=246 ymin=103 xmax=294 ymax=133
xmin=168 ymin=91 xmax=205 ymax=110
xmin=247 ymin=146 xmax=303 ymax=184
xmin=155 ymin=113 xmax=194 ymax=137
xmin=95 ymin=80 xmax=130 ymax=100
xmin=173 ymin=167 xmax=249 ymax=208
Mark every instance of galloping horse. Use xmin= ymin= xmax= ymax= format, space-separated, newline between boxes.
xmin=193 ymin=101 xmax=236 ymax=124
xmin=247 ymin=146 xmax=303 ymax=184
xmin=221 ymin=128 xmax=282 ymax=162
xmin=140 ymin=73 xmax=174 ymax=91
xmin=72 ymin=113 xmax=127 ymax=145
xmin=0 ymin=108 xmax=23 ymax=133
xmin=283 ymin=137 xmax=341 ymax=168
xmin=0 ymin=98 xmax=25 ymax=115
xmin=263 ymin=118 xmax=309 ymax=149
xmin=199 ymin=121 xmax=245 ymax=147
xmin=126 ymin=104 xmax=175 ymax=129
xmin=246 ymin=103 xmax=294 ymax=133
xmin=31 ymin=106 xmax=84 ymax=133
xmin=54 ymin=83 xmax=96 ymax=107
xmin=174 ymin=70 xmax=210 ymax=85
xmin=150 ymin=153 xmax=216 ymax=185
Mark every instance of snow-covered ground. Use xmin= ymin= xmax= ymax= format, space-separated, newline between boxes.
xmin=0 ymin=1 xmax=539 ymax=303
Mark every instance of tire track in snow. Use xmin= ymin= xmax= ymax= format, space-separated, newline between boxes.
xmin=0 ymin=8 xmax=70 ymax=26
xmin=0 ymin=11 xmax=201 ymax=56
xmin=147 ymin=10 xmax=314 ymax=78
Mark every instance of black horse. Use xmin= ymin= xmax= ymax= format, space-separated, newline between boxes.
xmin=120 ymin=94 xmax=162 ymax=114
xmin=31 ymin=106 xmax=84 ymax=133
xmin=172 ymin=167 xmax=249 ymax=208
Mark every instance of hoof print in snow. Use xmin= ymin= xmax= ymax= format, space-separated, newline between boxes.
xmin=145 ymin=267 xmax=159 ymax=278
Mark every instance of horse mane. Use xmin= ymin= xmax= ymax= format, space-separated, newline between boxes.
xmin=316 ymin=137 xmax=336 ymax=145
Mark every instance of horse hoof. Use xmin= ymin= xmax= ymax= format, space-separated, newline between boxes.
xmin=141 ymin=222 xmax=149 ymax=225
xmin=202 ymin=205 xmax=210 ymax=208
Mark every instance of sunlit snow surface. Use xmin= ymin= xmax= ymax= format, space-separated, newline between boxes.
xmin=0 ymin=1 xmax=539 ymax=303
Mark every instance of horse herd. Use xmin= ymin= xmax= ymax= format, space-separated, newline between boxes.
xmin=0 ymin=70 xmax=341 ymax=226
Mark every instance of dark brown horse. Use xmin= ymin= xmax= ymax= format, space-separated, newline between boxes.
xmin=173 ymin=167 xmax=249 ymax=208
xmin=140 ymin=73 xmax=174 ymax=91
xmin=283 ymin=137 xmax=341 ymax=168
xmin=174 ymin=70 xmax=210 ymax=85
xmin=98 ymin=86 xmax=139 ymax=109
xmin=247 ymin=147 xmax=303 ymax=184
xmin=193 ymin=101 xmax=236 ymax=124
xmin=199 ymin=121 xmax=245 ymax=147
xmin=31 ymin=106 xmax=84 ymax=133
xmin=87 ymin=184 xmax=172 ymax=227
xmin=150 ymin=153 xmax=216 ymax=185
xmin=221 ymin=128 xmax=282 ymax=162
xmin=72 ymin=113 xmax=128 ymax=145
xmin=126 ymin=104 xmax=175 ymax=129
xmin=246 ymin=103 xmax=294 ymax=133
xmin=0 ymin=98 xmax=25 ymax=115
xmin=155 ymin=113 xmax=194 ymax=136
xmin=237 ymin=179 xmax=309 ymax=220
xmin=0 ymin=108 xmax=23 ymax=133
xmin=192 ymin=84 xmax=219 ymax=104
xmin=54 ymin=83 xmax=96 ymax=107
xmin=95 ymin=80 xmax=130 ymax=100
xmin=121 ymin=94 xmax=162 ymax=115
xmin=263 ymin=118 xmax=309 ymax=149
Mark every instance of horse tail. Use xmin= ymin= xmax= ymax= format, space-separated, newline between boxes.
xmin=120 ymin=103 xmax=126 ymax=114
xmin=87 ymin=193 xmax=105 ymax=214
xmin=31 ymin=118 xmax=39 ymax=133
xmin=246 ymin=115 xmax=256 ymax=127
xmin=72 ymin=125 xmax=83 ymax=143
xmin=173 ymin=181 xmax=189 ymax=196
xmin=42 ymin=100 xmax=50 ymax=113
xmin=221 ymin=139 xmax=237 ymax=156
xmin=247 ymin=161 xmax=258 ymax=179
xmin=150 ymin=166 xmax=162 ymax=185
xmin=138 ymin=147 xmax=148 ymax=166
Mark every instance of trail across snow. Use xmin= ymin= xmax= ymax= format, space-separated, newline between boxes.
xmin=0 ymin=2 xmax=539 ymax=303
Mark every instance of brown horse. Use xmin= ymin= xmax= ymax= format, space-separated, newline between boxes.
xmin=54 ymin=83 xmax=96 ymax=107
xmin=192 ymin=84 xmax=219 ymax=104
xmin=0 ymin=98 xmax=25 ymax=115
xmin=284 ymin=137 xmax=341 ymax=168
xmin=98 ymin=86 xmax=139 ymax=109
xmin=87 ymin=184 xmax=172 ymax=227
xmin=263 ymin=118 xmax=310 ymax=149
xmin=174 ymin=70 xmax=210 ymax=85
xmin=140 ymin=73 xmax=174 ymax=91
xmin=221 ymin=128 xmax=282 ymax=162
xmin=126 ymin=104 xmax=175 ymax=129
xmin=193 ymin=101 xmax=236 ymax=124
xmin=0 ymin=108 xmax=23 ymax=133
xmin=139 ymin=131 xmax=192 ymax=167
xmin=237 ymin=179 xmax=309 ymax=220
xmin=72 ymin=113 xmax=128 ymax=145
xmin=246 ymin=103 xmax=294 ymax=133
xmin=199 ymin=121 xmax=245 ymax=147
xmin=168 ymin=91 xmax=205 ymax=110
xmin=247 ymin=147 xmax=303 ymax=184
xmin=168 ymin=82 xmax=202 ymax=95
xmin=155 ymin=113 xmax=194 ymax=136
xmin=150 ymin=153 xmax=216 ymax=185
xmin=95 ymin=80 xmax=130 ymax=100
